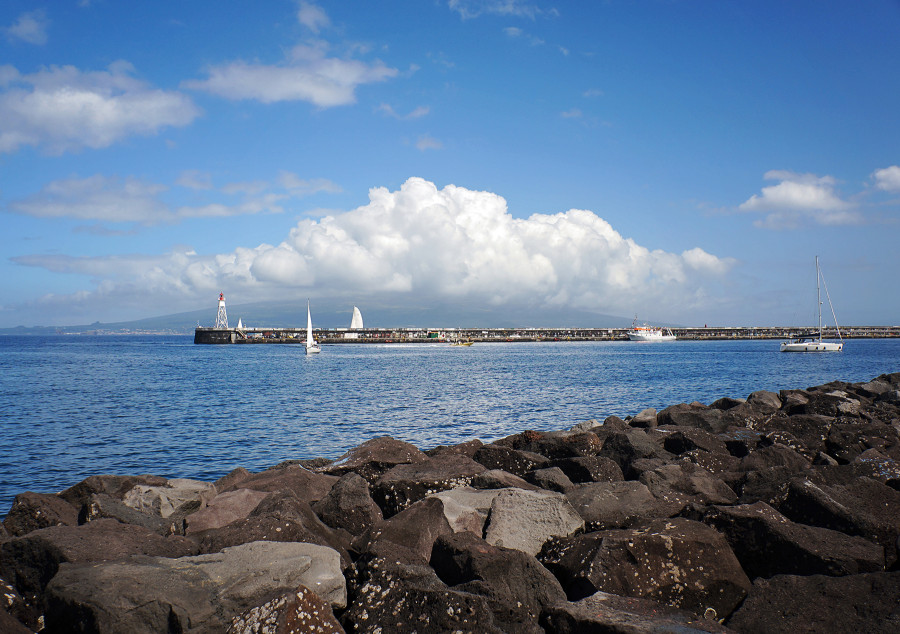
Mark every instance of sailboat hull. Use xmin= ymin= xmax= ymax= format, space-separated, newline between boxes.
xmin=780 ymin=340 xmax=842 ymax=352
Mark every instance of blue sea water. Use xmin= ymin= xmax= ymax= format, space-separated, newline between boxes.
xmin=1 ymin=335 xmax=898 ymax=517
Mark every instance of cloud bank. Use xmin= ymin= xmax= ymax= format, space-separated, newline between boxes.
xmin=11 ymin=178 xmax=734 ymax=324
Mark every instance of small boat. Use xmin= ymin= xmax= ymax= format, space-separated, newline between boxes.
xmin=305 ymin=300 xmax=321 ymax=355
xmin=450 ymin=340 xmax=474 ymax=347
xmin=626 ymin=316 xmax=676 ymax=342
xmin=781 ymin=257 xmax=843 ymax=352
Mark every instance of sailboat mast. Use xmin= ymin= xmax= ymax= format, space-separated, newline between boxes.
xmin=815 ymin=256 xmax=822 ymax=341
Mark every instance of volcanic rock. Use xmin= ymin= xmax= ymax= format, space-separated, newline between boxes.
xmin=311 ymin=472 xmax=383 ymax=536
xmin=319 ymin=435 xmax=428 ymax=483
xmin=216 ymin=463 xmax=338 ymax=505
xmin=472 ymin=444 xmax=550 ymax=477
xmin=565 ymin=480 xmax=683 ymax=530
xmin=483 ymin=488 xmax=584 ymax=556
xmin=2 ymin=492 xmax=79 ymax=537
xmin=227 ymin=585 xmax=345 ymax=634
xmin=122 ymin=478 xmax=217 ymax=518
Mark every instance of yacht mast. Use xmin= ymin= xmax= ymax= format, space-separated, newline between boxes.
xmin=815 ymin=256 xmax=822 ymax=342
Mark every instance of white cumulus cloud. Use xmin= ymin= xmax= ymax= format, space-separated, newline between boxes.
xmin=10 ymin=178 xmax=735 ymax=323
xmin=739 ymin=170 xmax=861 ymax=228
xmin=4 ymin=10 xmax=49 ymax=45
xmin=0 ymin=62 xmax=200 ymax=154
xmin=872 ymin=165 xmax=900 ymax=192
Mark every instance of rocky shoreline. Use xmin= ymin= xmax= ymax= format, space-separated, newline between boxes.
xmin=2 ymin=374 xmax=899 ymax=633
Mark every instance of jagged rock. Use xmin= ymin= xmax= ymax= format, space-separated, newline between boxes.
xmin=739 ymin=442 xmax=811 ymax=473
xmin=657 ymin=403 xmax=737 ymax=434
xmin=429 ymin=487 xmax=504 ymax=534
xmin=319 ymin=436 xmax=428 ymax=483
xmin=472 ymin=444 xmax=550 ymax=477
xmin=851 ymin=448 xmax=900 ymax=482
xmin=539 ymin=518 xmax=751 ymax=619
xmin=470 ymin=468 xmax=541 ymax=491
xmin=371 ymin=452 xmax=486 ymax=517
xmin=228 ymin=585 xmax=345 ymax=634
xmin=541 ymin=591 xmax=732 ymax=633
xmin=495 ymin=430 xmax=602 ymax=460
xmin=827 ymin=422 xmax=900 ymax=464
xmin=312 ymin=472 xmax=383 ymax=536
xmin=483 ymin=488 xmax=583 ymax=555
xmin=122 ymin=478 xmax=217 ymax=518
xmin=0 ymin=518 xmax=198 ymax=601
xmin=57 ymin=474 xmax=169 ymax=508
xmin=639 ymin=461 xmax=738 ymax=506
xmin=78 ymin=493 xmax=174 ymax=535
xmin=526 ymin=466 xmax=575 ymax=493
xmin=785 ymin=390 xmax=865 ymax=418
xmin=630 ymin=408 xmax=658 ymax=428
xmin=756 ymin=414 xmax=832 ymax=459
xmin=747 ymin=389 xmax=782 ymax=411
xmin=424 ymin=438 xmax=483 ymax=458
xmin=710 ymin=397 xmax=746 ymax=411
xmin=192 ymin=490 xmax=351 ymax=565
xmin=353 ymin=496 xmax=452 ymax=564
xmin=704 ymin=501 xmax=884 ymax=578
xmin=565 ymin=481 xmax=683 ymax=530
xmin=598 ymin=428 xmax=671 ymax=473
xmin=569 ymin=419 xmax=602 ymax=432
xmin=1 ymin=576 xmax=39 ymax=632
xmin=184 ymin=488 xmax=269 ymax=535
xmin=216 ymin=463 xmax=338 ymax=505
xmin=2 ymin=491 xmax=79 ymax=537
xmin=343 ymin=555 xmax=503 ymax=633
xmin=430 ymin=532 xmax=566 ymax=632
xmin=726 ymin=571 xmax=900 ymax=634
xmin=44 ymin=541 xmax=346 ymax=633
xmin=552 ymin=456 xmax=624 ymax=483
xmin=775 ymin=475 xmax=900 ymax=566
xmin=662 ymin=427 xmax=731 ymax=456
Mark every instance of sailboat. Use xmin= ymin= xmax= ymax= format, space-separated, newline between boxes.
xmin=305 ymin=300 xmax=321 ymax=355
xmin=780 ymin=257 xmax=843 ymax=352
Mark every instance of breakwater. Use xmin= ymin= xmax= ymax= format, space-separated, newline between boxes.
xmin=195 ymin=324 xmax=900 ymax=344
xmin=2 ymin=372 xmax=899 ymax=632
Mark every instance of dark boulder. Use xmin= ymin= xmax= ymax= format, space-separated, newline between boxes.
xmin=526 ymin=466 xmax=575 ymax=493
xmin=191 ymin=490 xmax=351 ymax=566
xmin=704 ymin=501 xmax=884 ymax=579
xmin=541 ymin=590 xmax=731 ymax=633
xmin=227 ymin=585 xmax=345 ymax=634
xmin=57 ymin=474 xmax=168 ymax=509
xmin=371 ymin=452 xmax=486 ymax=517
xmin=494 ymin=429 xmax=602 ymax=460
xmin=657 ymin=403 xmax=738 ymax=434
xmin=726 ymin=571 xmax=900 ymax=634
xmin=352 ymin=496 xmax=452 ymax=564
xmin=312 ymin=472 xmax=383 ymax=536
xmin=216 ymin=463 xmax=338 ymax=505
xmin=472 ymin=444 xmax=550 ymax=477
xmin=565 ymin=481 xmax=683 ymax=530
xmin=598 ymin=429 xmax=671 ymax=474
xmin=2 ymin=492 xmax=79 ymax=537
xmin=552 ymin=455 xmax=624 ymax=483
xmin=319 ymin=436 xmax=428 ymax=483
xmin=775 ymin=475 xmax=900 ymax=567
xmin=0 ymin=518 xmax=198 ymax=602
xmin=539 ymin=518 xmax=750 ymax=619
xmin=424 ymin=438 xmax=484 ymax=458
xmin=430 ymin=532 xmax=566 ymax=632
xmin=470 ymin=468 xmax=541 ymax=491
xmin=639 ymin=461 xmax=737 ymax=506
xmin=78 ymin=493 xmax=175 ymax=535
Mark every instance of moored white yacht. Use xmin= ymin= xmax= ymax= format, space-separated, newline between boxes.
xmin=781 ymin=256 xmax=843 ymax=353
xmin=305 ymin=300 xmax=321 ymax=354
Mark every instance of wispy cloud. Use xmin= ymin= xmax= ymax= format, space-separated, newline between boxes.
xmin=8 ymin=172 xmax=341 ymax=225
xmin=378 ymin=103 xmax=430 ymax=119
xmin=183 ymin=41 xmax=397 ymax=107
xmin=0 ymin=62 xmax=199 ymax=154
xmin=449 ymin=0 xmax=547 ymax=20
xmin=503 ymin=26 xmax=544 ymax=46
xmin=296 ymin=1 xmax=330 ymax=34
xmin=416 ymin=134 xmax=443 ymax=151
xmin=739 ymin=170 xmax=861 ymax=229
xmin=3 ymin=10 xmax=49 ymax=45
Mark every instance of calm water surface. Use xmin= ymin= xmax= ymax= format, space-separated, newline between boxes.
xmin=1 ymin=335 xmax=897 ymax=515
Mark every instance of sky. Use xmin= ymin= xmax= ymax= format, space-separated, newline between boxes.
xmin=1 ymin=0 xmax=898 ymax=329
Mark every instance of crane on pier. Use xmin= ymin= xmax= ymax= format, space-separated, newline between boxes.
xmin=215 ymin=292 xmax=228 ymax=329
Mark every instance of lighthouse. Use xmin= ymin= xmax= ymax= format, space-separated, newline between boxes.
xmin=215 ymin=292 xmax=228 ymax=329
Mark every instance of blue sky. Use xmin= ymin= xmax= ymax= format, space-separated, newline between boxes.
xmin=1 ymin=0 xmax=898 ymax=329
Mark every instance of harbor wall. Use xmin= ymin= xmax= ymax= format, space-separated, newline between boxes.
xmin=193 ymin=325 xmax=900 ymax=344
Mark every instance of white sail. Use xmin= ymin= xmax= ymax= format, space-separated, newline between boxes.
xmin=305 ymin=300 xmax=321 ymax=354
xmin=350 ymin=306 xmax=364 ymax=329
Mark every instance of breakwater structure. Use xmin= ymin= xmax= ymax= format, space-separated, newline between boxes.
xmin=195 ymin=324 xmax=900 ymax=345
xmin=2 ymin=372 xmax=899 ymax=632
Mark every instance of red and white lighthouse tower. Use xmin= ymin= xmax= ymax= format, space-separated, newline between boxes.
xmin=215 ymin=292 xmax=229 ymax=329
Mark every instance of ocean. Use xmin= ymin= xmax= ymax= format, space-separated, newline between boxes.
xmin=1 ymin=335 xmax=897 ymax=517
